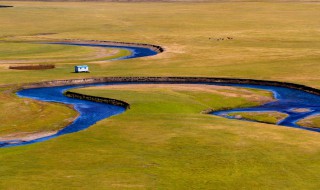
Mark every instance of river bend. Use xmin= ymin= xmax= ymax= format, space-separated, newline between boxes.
xmin=1 ymin=42 xmax=320 ymax=148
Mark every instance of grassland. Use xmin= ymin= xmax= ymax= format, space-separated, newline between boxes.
xmin=0 ymin=1 xmax=320 ymax=86
xmin=0 ymin=1 xmax=320 ymax=189
xmin=297 ymin=114 xmax=320 ymax=128
xmin=226 ymin=111 xmax=288 ymax=124
xmin=0 ymin=42 xmax=131 ymax=64
xmin=0 ymin=86 xmax=78 ymax=141
xmin=71 ymin=84 xmax=275 ymax=112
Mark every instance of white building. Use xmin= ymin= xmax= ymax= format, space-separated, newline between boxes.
xmin=75 ymin=65 xmax=89 ymax=73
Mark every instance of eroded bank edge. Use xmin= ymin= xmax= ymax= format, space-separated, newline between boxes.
xmin=64 ymin=91 xmax=130 ymax=109
xmin=0 ymin=5 xmax=13 ymax=8
xmin=6 ymin=38 xmax=165 ymax=54
xmin=16 ymin=76 xmax=320 ymax=115
xmin=19 ymin=77 xmax=320 ymax=96
xmin=56 ymin=39 xmax=165 ymax=53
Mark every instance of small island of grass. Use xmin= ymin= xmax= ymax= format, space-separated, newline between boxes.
xmin=291 ymin=108 xmax=311 ymax=113
xmin=297 ymin=114 xmax=320 ymax=129
xmin=227 ymin=111 xmax=288 ymax=125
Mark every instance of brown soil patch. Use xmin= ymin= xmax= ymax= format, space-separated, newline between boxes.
xmin=0 ymin=131 xmax=57 ymax=142
xmin=143 ymin=44 xmax=185 ymax=60
xmin=0 ymin=5 xmax=13 ymax=8
xmin=9 ymin=64 xmax=55 ymax=70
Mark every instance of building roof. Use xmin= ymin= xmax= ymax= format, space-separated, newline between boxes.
xmin=75 ymin=65 xmax=89 ymax=68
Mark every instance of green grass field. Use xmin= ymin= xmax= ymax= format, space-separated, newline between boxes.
xmin=1 ymin=1 xmax=320 ymax=189
xmin=226 ymin=111 xmax=288 ymax=124
xmin=0 ymin=1 xmax=320 ymax=86
xmin=0 ymin=86 xmax=78 ymax=139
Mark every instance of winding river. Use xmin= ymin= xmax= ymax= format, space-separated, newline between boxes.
xmin=1 ymin=42 xmax=320 ymax=148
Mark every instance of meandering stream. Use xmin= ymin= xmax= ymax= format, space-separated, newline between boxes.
xmin=1 ymin=42 xmax=320 ymax=148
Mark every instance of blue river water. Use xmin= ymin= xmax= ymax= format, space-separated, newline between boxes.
xmin=211 ymin=83 xmax=320 ymax=132
xmin=1 ymin=43 xmax=320 ymax=148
